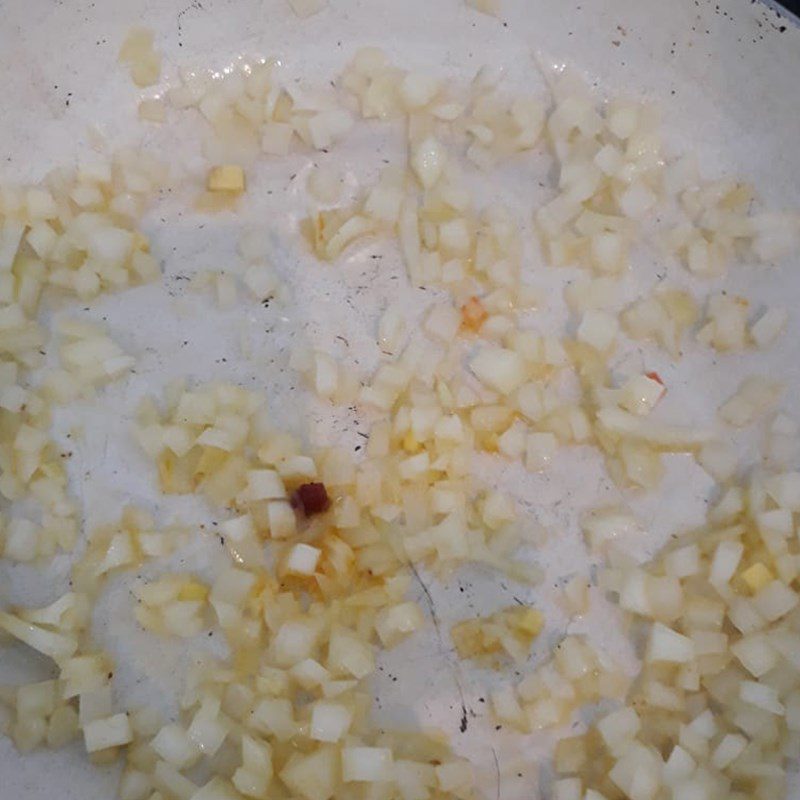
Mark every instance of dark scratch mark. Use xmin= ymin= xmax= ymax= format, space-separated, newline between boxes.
xmin=411 ymin=563 xmax=441 ymax=639
xmin=452 ymin=673 xmax=472 ymax=733
xmin=492 ymin=748 xmax=500 ymax=800
xmin=176 ymin=0 xmax=204 ymax=45
xmin=410 ymin=563 xmax=474 ymax=732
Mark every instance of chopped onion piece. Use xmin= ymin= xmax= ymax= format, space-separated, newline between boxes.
xmin=83 ymin=713 xmax=133 ymax=753
xmin=411 ymin=136 xmax=446 ymax=190
xmin=647 ymin=623 xmax=695 ymax=663
xmin=342 ymin=747 xmax=394 ymax=782
xmin=287 ymin=0 xmax=327 ymax=17
xmin=470 ymin=347 xmax=526 ymax=395
xmin=284 ymin=543 xmax=321 ymax=576
xmin=310 ymin=701 xmax=353 ymax=742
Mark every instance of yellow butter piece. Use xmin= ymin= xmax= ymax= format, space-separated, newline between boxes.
xmin=402 ymin=432 xmax=421 ymax=453
xmin=132 ymin=230 xmax=151 ymax=253
xmin=178 ymin=580 xmax=208 ymax=601
xmin=741 ymin=562 xmax=773 ymax=594
xmin=451 ymin=605 xmax=544 ymax=663
xmin=483 ymin=433 xmax=499 ymax=453
xmin=510 ymin=607 xmax=544 ymax=636
xmin=207 ymin=165 xmax=245 ymax=193
xmin=451 ymin=619 xmax=488 ymax=659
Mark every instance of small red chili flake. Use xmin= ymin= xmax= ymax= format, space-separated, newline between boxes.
xmin=293 ymin=482 xmax=330 ymax=516
xmin=646 ymin=371 xmax=665 ymax=388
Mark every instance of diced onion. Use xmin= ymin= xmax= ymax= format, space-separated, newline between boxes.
xmin=342 ymin=747 xmax=394 ymax=782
